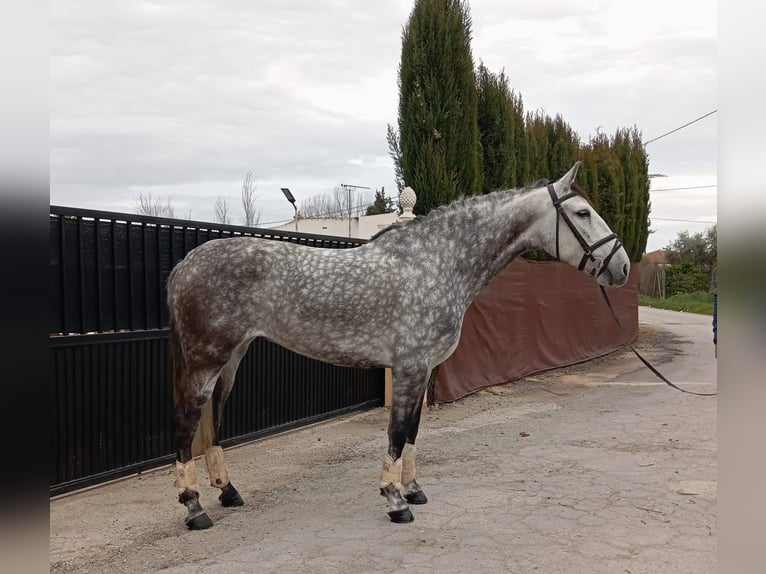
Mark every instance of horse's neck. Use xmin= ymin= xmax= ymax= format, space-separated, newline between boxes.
xmin=421 ymin=190 xmax=546 ymax=306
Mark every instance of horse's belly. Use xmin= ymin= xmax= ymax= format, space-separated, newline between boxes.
xmin=266 ymin=331 xmax=389 ymax=370
xmin=432 ymin=336 xmax=461 ymax=365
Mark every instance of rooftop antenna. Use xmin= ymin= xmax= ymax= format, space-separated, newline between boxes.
xmin=340 ymin=184 xmax=371 ymax=237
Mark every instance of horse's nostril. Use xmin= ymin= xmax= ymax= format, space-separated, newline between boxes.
xmin=622 ymin=263 xmax=628 ymax=276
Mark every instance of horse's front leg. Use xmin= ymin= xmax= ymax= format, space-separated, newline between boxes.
xmin=207 ymin=341 xmax=251 ymax=509
xmin=400 ymin=371 xmax=430 ymax=505
xmin=380 ymin=365 xmax=429 ymax=523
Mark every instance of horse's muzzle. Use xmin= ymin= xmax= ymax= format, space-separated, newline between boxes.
xmin=597 ymin=258 xmax=630 ymax=287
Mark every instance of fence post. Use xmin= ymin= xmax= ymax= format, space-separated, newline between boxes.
xmin=384 ymin=368 xmax=393 ymax=407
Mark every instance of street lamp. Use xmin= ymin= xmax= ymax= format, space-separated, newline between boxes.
xmin=281 ymin=187 xmax=298 ymax=233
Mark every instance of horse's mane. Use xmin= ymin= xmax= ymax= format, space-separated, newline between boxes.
xmin=369 ymin=179 xmax=554 ymax=242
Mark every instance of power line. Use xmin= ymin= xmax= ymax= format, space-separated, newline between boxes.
xmin=651 ymin=185 xmax=717 ymax=192
xmin=643 ymin=110 xmax=717 ymax=145
xmin=651 ymin=217 xmax=716 ymax=224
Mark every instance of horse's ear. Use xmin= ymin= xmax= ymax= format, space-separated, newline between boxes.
xmin=554 ymin=161 xmax=582 ymax=192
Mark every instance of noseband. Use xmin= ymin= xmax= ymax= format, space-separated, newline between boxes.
xmin=547 ymin=184 xmax=622 ymax=278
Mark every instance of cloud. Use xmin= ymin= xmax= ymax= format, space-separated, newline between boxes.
xmin=51 ymin=0 xmax=716 ymax=248
xmin=51 ymin=1 xmax=408 ymax=212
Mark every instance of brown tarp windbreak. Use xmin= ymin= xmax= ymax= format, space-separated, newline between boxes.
xmin=435 ymin=259 xmax=639 ymax=403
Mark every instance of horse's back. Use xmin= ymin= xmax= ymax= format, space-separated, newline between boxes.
xmin=169 ymin=237 xmax=359 ymax=329
xmin=172 ymin=238 xmax=274 ymax=295
xmin=168 ymin=237 xmax=402 ymax=368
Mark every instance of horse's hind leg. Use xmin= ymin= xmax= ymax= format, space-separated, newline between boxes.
xmin=173 ymin=367 xmax=220 ymax=530
xmin=380 ymin=365 xmax=430 ymax=523
xmin=205 ymin=341 xmax=251 ymax=508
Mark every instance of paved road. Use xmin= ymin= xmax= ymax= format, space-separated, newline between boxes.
xmin=50 ymin=307 xmax=717 ymax=574
xmin=631 ymin=306 xmax=717 ymax=389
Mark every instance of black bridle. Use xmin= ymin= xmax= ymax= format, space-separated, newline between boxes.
xmin=547 ymin=184 xmax=622 ymax=278
xmin=548 ymin=184 xmax=717 ymax=397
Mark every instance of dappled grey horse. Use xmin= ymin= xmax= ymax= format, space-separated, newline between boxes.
xmin=168 ymin=162 xmax=630 ymax=529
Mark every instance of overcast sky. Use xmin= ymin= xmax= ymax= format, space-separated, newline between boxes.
xmin=51 ymin=0 xmax=716 ymax=253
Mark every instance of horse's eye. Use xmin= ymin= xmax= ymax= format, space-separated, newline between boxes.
xmin=576 ymin=209 xmax=590 ymax=218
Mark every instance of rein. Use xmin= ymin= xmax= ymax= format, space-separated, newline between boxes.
xmin=598 ymin=286 xmax=717 ymax=397
xmin=547 ymin=184 xmax=717 ymax=397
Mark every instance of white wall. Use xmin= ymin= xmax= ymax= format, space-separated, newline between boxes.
xmin=271 ymin=212 xmax=399 ymax=240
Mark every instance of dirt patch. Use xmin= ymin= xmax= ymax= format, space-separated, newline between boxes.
xmin=515 ymin=325 xmax=684 ymax=387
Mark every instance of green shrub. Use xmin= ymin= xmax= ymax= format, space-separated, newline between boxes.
xmin=665 ymin=261 xmax=708 ymax=296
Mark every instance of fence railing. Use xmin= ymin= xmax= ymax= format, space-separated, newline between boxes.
xmin=50 ymin=206 xmax=366 ymax=335
xmin=50 ymin=206 xmax=383 ymax=495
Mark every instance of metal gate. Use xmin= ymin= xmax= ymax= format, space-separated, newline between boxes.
xmin=50 ymin=207 xmax=384 ymax=495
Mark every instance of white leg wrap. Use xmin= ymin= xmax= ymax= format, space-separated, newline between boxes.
xmin=204 ymin=445 xmax=230 ymax=488
xmin=379 ymin=454 xmax=403 ymax=490
xmin=173 ymin=460 xmax=199 ymax=494
xmin=402 ymin=443 xmax=416 ymax=484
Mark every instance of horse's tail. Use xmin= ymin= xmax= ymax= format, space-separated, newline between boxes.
xmin=168 ymin=264 xmax=215 ymax=455
xmin=168 ymin=268 xmax=185 ymax=408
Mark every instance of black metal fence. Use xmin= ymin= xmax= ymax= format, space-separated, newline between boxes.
xmin=50 ymin=206 xmax=366 ymax=336
xmin=50 ymin=206 xmax=385 ymax=495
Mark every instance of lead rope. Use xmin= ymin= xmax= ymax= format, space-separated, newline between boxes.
xmin=599 ymin=286 xmax=717 ymax=397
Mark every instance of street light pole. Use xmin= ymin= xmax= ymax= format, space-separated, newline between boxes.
xmin=281 ymin=188 xmax=298 ymax=233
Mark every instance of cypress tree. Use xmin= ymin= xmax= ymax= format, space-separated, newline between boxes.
xmin=580 ymin=131 xmax=610 ymax=213
xmin=387 ymin=1 xmax=651 ymax=259
xmin=365 ymin=188 xmax=395 ymax=216
xmin=508 ymin=90 xmax=527 ymax=186
xmin=630 ymin=128 xmax=651 ymax=259
xmin=388 ymin=0 xmax=483 ymax=214
xmin=477 ymin=64 xmax=515 ymax=194
xmin=579 ymin=127 xmax=652 ymax=261
xmin=523 ymin=110 xmax=579 ymax=184
xmin=613 ymin=128 xmax=637 ymax=258
xmin=525 ymin=110 xmax=550 ymax=182
xmin=550 ymin=114 xmax=580 ymax=177
xmin=595 ymin=143 xmax=626 ymax=239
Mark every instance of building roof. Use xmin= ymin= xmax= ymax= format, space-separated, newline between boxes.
xmin=642 ymin=249 xmax=668 ymax=265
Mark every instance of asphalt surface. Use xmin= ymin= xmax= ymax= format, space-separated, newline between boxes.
xmin=50 ymin=306 xmax=717 ymax=574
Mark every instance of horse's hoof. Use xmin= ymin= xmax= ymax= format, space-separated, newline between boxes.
xmin=185 ymin=512 xmax=214 ymax=530
xmin=405 ymin=491 xmax=428 ymax=505
xmin=388 ymin=508 xmax=414 ymax=523
xmin=219 ymin=484 xmax=244 ymax=507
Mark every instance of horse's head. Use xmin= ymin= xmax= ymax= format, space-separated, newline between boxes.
xmin=542 ymin=162 xmax=630 ymax=287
